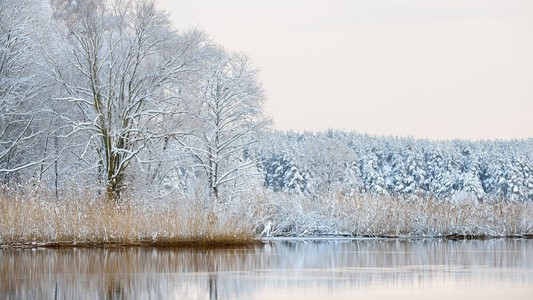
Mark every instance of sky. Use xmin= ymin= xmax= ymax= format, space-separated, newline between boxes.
xmin=157 ymin=0 xmax=533 ymax=140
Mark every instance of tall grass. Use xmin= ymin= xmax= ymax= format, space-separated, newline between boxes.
xmin=242 ymin=190 xmax=533 ymax=238
xmin=1 ymin=186 xmax=532 ymax=246
xmin=0 ymin=187 xmax=255 ymax=247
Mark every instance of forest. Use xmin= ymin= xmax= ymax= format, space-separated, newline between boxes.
xmin=256 ymin=131 xmax=533 ymax=202
xmin=1 ymin=0 xmax=532 ymax=243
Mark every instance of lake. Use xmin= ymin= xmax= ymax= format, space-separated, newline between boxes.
xmin=1 ymin=238 xmax=532 ymax=299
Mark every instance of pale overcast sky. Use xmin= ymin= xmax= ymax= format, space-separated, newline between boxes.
xmin=157 ymin=0 xmax=533 ymax=140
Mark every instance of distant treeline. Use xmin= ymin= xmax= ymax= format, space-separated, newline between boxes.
xmin=253 ymin=131 xmax=533 ymax=201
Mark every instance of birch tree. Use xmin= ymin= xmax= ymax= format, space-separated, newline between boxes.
xmin=49 ymin=0 xmax=203 ymax=200
xmin=186 ymin=48 xmax=268 ymax=199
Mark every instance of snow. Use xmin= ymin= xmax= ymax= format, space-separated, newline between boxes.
xmin=255 ymin=131 xmax=533 ymax=202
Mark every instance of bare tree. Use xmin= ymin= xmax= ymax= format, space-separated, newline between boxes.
xmin=0 ymin=0 xmax=54 ymax=184
xmin=304 ymin=135 xmax=357 ymax=194
xmin=185 ymin=48 xmax=269 ymax=199
xmin=48 ymin=0 xmax=203 ymax=200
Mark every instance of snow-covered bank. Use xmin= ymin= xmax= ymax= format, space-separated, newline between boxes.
xmin=242 ymin=190 xmax=533 ymax=238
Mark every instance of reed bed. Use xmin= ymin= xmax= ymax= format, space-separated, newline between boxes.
xmin=244 ymin=191 xmax=533 ymax=238
xmin=0 ymin=189 xmax=255 ymax=247
xmin=1 ymin=186 xmax=532 ymax=246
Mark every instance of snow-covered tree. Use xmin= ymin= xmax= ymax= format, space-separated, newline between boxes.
xmin=262 ymin=152 xmax=292 ymax=192
xmin=301 ymin=134 xmax=356 ymax=194
xmin=255 ymin=132 xmax=533 ymax=201
xmin=184 ymin=47 xmax=268 ymax=199
xmin=358 ymin=145 xmax=387 ymax=195
xmin=48 ymin=0 xmax=204 ymax=200
xmin=0 ymin=0 xmax=54 ymax=183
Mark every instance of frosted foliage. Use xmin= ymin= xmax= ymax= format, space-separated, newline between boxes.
xmin=45 ymin=0 xmax=206 ymax=199
xmin=253 ymin=132 xmax=533 ymax=202
xmin=180 ymin=47 xmax=268 ymax=200
xmin=237 ymin=189 xmax=533 ymax=238
xmin=0 ymin=0 xmax=54 ymax=182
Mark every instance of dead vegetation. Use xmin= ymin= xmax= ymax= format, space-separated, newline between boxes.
xmin=1 ymin=186 xmax=532 ymax=247
xmin=244 ymin=190 xmax=533 ymax=238
xmin=0 ymin=187 xmax=255 ymax=247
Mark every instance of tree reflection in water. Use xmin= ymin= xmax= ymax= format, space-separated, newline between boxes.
xmin=1 ymin=239 xmax=533 ymax=299
xmin=209 ymin=274 xmax=218 ymax=300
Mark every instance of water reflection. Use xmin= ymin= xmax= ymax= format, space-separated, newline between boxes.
xmin=1 ymin=239 xmax=532 ymax=299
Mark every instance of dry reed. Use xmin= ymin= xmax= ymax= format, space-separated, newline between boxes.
xmin=243 ymin=190 xmax=533 ymax=238
xmin=0 ymin=187 xmax=255 ymax=247
xmin=1 ymin=186 xmax=532 ymax=246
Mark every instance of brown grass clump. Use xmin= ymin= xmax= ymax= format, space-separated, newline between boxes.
xmin=0 ymin=188 xmax=255 ymax=247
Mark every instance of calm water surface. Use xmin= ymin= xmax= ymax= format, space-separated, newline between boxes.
xmin=1 ymin=239 xmax=532 ymax=299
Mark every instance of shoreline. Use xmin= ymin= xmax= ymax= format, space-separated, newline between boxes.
xmin=2 ymin=193 xmax=532 ymax=249
xmin=2 ymin=234 xmax=532 ymax=249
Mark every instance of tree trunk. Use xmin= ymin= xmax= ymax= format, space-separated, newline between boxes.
xmin=106 ymin=173 xmax=124 ymax=203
